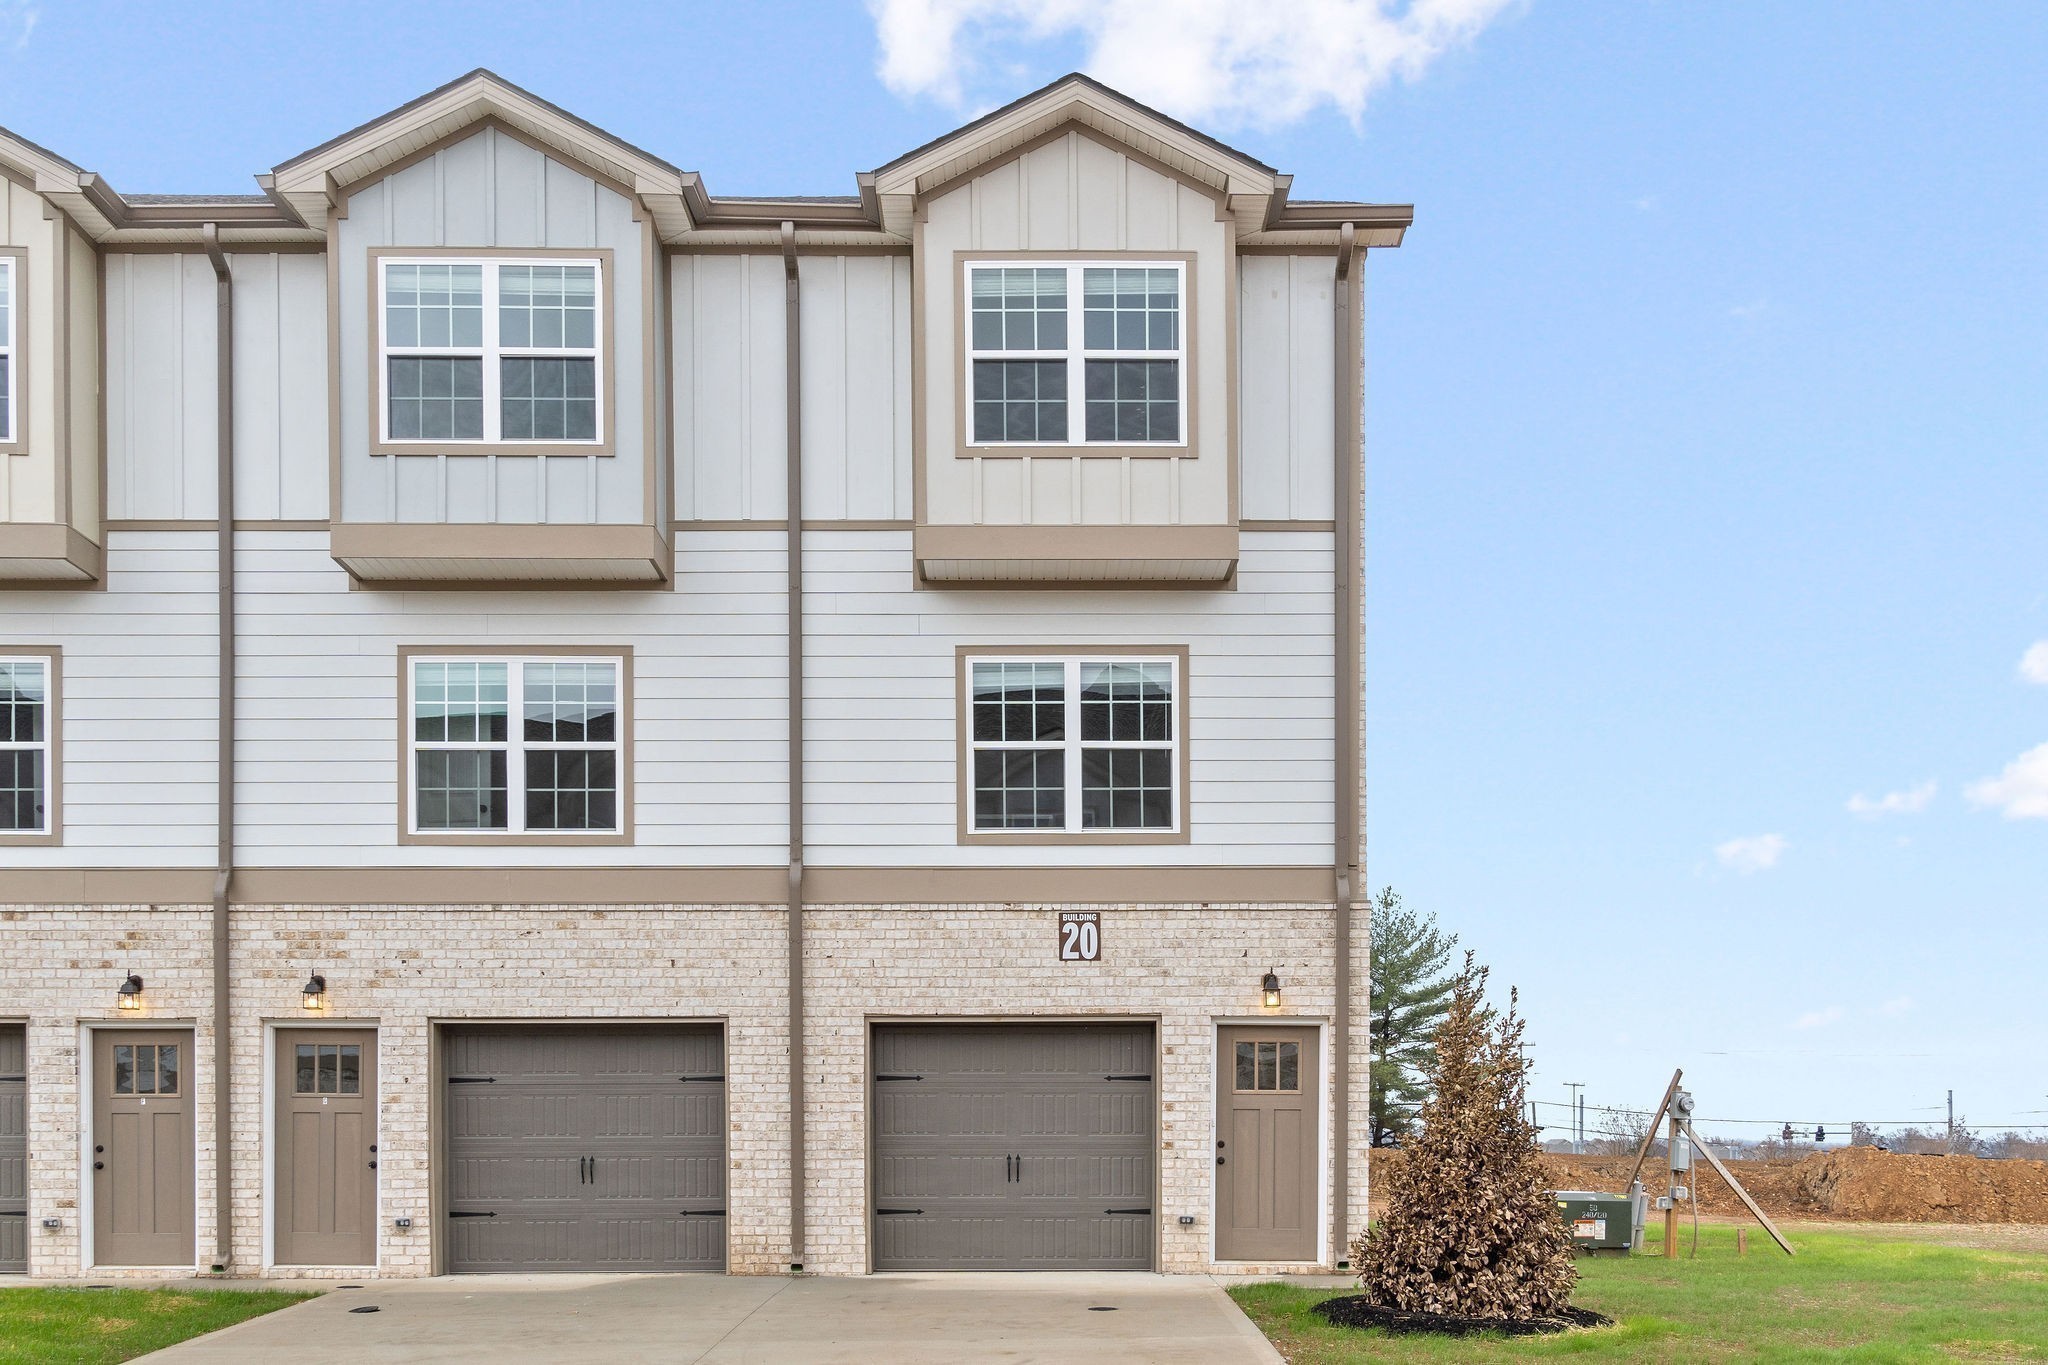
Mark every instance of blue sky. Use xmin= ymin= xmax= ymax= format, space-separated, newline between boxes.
xmin=5 ymin=2 xmax=2046 ymax=1143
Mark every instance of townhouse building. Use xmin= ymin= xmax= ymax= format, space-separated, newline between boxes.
xmin=0 ymin=71 xmax=1405 ymax=1280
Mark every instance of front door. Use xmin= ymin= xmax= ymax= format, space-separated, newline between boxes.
xmin=275 ymin=1030 xmax=377 ymax=1265
xmin=1215 ymin=1026 xmax=1319 ymax=1261
xmin=1 ymin=1026 xmax=25 ymax=1272
xmin=93 ymin=1029 xmax=194 ymax=1266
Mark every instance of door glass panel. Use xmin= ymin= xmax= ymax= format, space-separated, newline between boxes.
xmin=1234 ymin=1041 xmax=1255 ymax=1091
xmin=338 ymin=1045 xmax=361 ymax=1094
xmin=318 ymin=1045 xmax=338 ymax=1094
xmin=112 ymin=1045 xmax=134 ymax=1094
xmin=1257 ymin=1041 xmax=1277 ymax=1090
xmin=136 ymin=1045 xmax=157 ymax=1095
xmin=157 ymin=1045 xmax=179 ymax=1095
xmin=1278 ymin=1042 xmax=1299 ymax=1091
xmin=295 ymin=1044 xmax=317 ymax=1094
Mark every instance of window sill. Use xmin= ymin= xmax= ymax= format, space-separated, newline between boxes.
xmin=397 ymin=831 xmax=632 ymax=848
xmin=956 ymin=444 xmax=1188 ymax=459
xmin=957 ymin=828 xmax=1191 ymax=847
xmin=369 ymin=442 xmax=616 ymax=458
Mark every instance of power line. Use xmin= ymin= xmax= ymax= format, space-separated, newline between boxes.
xmin=1528 ymin=1101 xmax=2048 ymax=1130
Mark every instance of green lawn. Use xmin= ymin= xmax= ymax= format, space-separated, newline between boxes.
xmin=1229 ymin=1224 xmax=2048 ymax=1363
xmin=0 ymin=1286 xmax=315 ymax=1365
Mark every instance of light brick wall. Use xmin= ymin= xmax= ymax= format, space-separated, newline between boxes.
xmin=802 ymin=904 xmax=1349 ymax=1276
xmin=2 ymin=900 xmax=1361 ymax=1279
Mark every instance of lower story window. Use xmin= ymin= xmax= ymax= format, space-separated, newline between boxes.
xmin=407 ymin=653 xmax=624 ymax=836
xmin=966 ymin=652 xmax=1182 ymax=836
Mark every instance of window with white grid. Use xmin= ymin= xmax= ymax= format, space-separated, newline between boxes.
xmin=966 ymin=655 xmax=1179 ymax=834
xmin=0 ymin=257 xmax=14 ymax=444
xmin=0 ymin=655 xmax=51 ymax=834
xmin=964 ymin=260 xmax=1186 ymax=448
xmin=408 ymin=656 xmax=622 ymax=835
xmin=379 ymin=257 xmax=602 ymax=446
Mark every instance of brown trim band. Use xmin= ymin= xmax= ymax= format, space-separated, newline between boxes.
xmin=0 ymin=865 xmax=1338 ymax=906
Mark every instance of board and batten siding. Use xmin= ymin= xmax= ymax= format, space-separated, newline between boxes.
xmin=672 ymin=253 xmax=913 ymax=524
xmin=803 ymin=529 xmax=1335 ymax=867
xmin=231 ymin=529 xmax=788 ymax=867
xmin=0 ymin=179 xmax=96 ymax=530
xmin=918 ymin=129 xmax=1233 ymax=530
xmin=231 ymin=253 xmax=329 ymax=521
xmin=1237 ymin=254 xmax=1336 ymax=522
xmin=334 ymin=126 xmax=649 ymax=527
xmin=0 ymin=531 xmax=218 ymax=865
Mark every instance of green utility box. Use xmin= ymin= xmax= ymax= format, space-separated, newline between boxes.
xmin=1553 ymin=1190 xmax=1635 ymax=1253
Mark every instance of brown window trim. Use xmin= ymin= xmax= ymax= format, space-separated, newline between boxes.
xmin=366 ymin=246 xmax=618 ymax=458
xmin=396 ymin=644 xmax=634 ymax=847
xmin=955 ymin=643 xmax=1191 ymax=847
xmin=951 ymin=250 xmax=1198 ymax=459
xmin=0 ymin=644 xmax=59 ymax=845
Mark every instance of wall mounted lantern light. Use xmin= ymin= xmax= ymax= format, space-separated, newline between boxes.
xmin=1261 ymin=969 xmax=1282 ymax=1009
xmin=116 ymin=974 xmax=144 ymax=1011
xmin=301 ymin=973 xmax=328 ymax=1011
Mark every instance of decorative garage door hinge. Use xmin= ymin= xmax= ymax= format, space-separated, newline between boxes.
xmin=678 ymin=1074 xmax=725 ymax=1082
xmin=446 ymin=1076 xmax=496 ymax=1084
xmin=874 ymin=1073 xmax=924 ymax=1081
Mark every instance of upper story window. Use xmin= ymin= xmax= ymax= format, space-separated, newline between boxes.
xmin=1 ymin=653 xmax=52 ymax=836
xmin=962 ymin=651 xmax=1185 ymax=839
xmin=965 ymin=261 xmax=1186 ymax=449
xmin=377 ymin=257 xmax=605 ymax=449
xmin=0 ymin=257 xmax=14 ymax=445
xmin=405 ymin=652 xmax=626 ymax=840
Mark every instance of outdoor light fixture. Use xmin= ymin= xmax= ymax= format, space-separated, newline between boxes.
xmin=116 ymin=974 xmax=144 ymax=1011
xmin=1261 ymin=970 xmax=1282 ymax=1009
xmin=301 ymin=974 xmax=328 ymax=1011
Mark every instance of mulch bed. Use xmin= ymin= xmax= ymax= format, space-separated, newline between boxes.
xmin=1311 ymin=1296 xmax=1614 ymax=1337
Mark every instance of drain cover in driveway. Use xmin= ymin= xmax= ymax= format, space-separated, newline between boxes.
xmin=349 ymin=1306 xmax=381 ymax=1314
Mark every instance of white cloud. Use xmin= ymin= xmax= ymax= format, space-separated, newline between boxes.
xmin=0 ymin=1 xmax=36 ymax=52
xmin=868 ymin=0 xmax=1516 ymax=128
xmin=1714 ymin=833 xmax=1786 ymax=874
xmin=1794 ymin=1006 xmax=1845 ymax=1030
xmin=1966 ymin=743 xmax=2048 ymax=820
xmin=1878 ymin=995 xmax=1915 ymax=1018
xmin=2020 ymin=641 xmax=2048 ymax=685
xmin=1846 ymin=781 xmax=1936 ymax=819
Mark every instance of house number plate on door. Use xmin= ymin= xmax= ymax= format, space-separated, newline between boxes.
xmin=1058 ymin=911 xmax=1101 ymax=962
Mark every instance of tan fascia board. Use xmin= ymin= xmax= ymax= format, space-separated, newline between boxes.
xmin=914 ymin=523 xmax=1237 ymax=585
xmin=0 ymin=524 xmax=103 ymax=584
xmin=870 ymin=82 xmax=1279 ymax=202
xmin=330 ymin=521 xmax=671 ymax=586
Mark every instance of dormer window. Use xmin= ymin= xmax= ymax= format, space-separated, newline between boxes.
xmin=375 ymin=254 xmax=607 ymax=451
xmin=964 ymin=260 xmax=1186 ymax=450
xmin=0 ymin=256 xmax=14 ymax=445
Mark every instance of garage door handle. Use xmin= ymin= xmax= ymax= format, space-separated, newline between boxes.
xmin=1105 ymin=1208 xmax=1152 ymax=1216
xmin=449 ymin=1211 xmax=496 ymax=1218
xmin=876 ymin=1208 xmax=924 ymax=1215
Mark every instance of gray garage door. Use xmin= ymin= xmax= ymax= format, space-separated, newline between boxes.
xmin=871 ymin=1023 xmax=1155 ymax=1270
xmin=444 ymin=1025 xmax=725 ymax=1272
xmin=0 ymin=1026 xmax=22 ymax=1273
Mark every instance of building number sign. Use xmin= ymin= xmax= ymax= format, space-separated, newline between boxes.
xmin=1058 ymin=911 xmax=1102 ymax=962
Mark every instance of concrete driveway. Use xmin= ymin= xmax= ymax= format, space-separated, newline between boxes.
xmin=140 ymin=1272 xmax=1284 ymax=1364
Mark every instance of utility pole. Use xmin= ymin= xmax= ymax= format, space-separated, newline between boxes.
xmin=1948 ymin=1090 xmax=1955 ymax=1150
xmin=1565 ymin=1083 xmax=1586 ymax=1155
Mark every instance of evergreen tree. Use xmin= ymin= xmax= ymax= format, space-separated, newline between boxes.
xmin=1357 ymin=953 xmax=1577 ymax=1319
xmin=1368 ymin=887 xmax=1459 ymax=1146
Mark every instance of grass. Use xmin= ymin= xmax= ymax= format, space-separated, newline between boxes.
xmin=0 ymin=1286 xmax=316 ymax=1365
xmin=1228 ymin=1223 xmax=2048 ymax=1363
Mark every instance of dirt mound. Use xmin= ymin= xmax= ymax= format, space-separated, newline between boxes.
xmin=1367 ymin=1147 xmax=2048 ymax=1225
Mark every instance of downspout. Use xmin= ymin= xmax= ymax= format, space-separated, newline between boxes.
xmin=1331 ymin=222 xmax=1361 ymax=1267
xmin=201 ymin=224 xmax=236 ymax=1273
xmin=780 ymin=222 xmax=807 ymax=1271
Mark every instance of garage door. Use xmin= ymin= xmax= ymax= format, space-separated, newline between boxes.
xmin=0 ymin=1026 xmax=23 ymax=1273
xmin=871 ymin=1023 xmax=1155 ymax=1270
xmin=443 ymin=1025 xmax=725 ymax=1272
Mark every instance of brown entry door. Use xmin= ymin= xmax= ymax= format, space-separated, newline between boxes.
xmin=1216 ymin=1026 xmax=1319 ymax=1262
xmin=276 ymin=1030 xmax=377 ymax=1265
xmin=1 ymin=1026 xmax=25 ymax=1272
xmin=93 ymin=1030 xmax=195 ymax=1266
